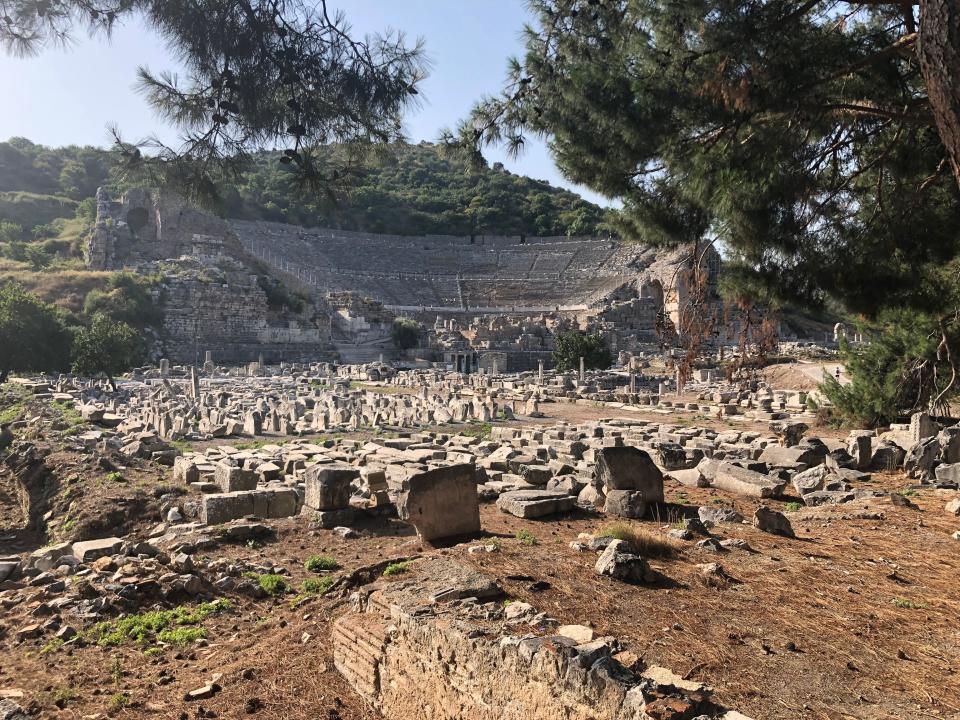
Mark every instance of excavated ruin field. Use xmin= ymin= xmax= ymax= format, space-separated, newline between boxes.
xmin=2 ymin=388 xmax=960 ymax=720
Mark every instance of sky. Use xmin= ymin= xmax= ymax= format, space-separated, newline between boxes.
xmin=0 ymin=1 xmax=612 ymax=207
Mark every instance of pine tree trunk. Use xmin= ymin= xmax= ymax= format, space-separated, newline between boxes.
xmin=919 ymin=0 xmax=960 ymax=189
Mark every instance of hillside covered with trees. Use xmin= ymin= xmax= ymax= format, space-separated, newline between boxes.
xmin=0 ymin=138 xmax=611 ymax=240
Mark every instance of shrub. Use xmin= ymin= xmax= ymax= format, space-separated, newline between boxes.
xmin=304 ymin=555 xmax=339 ymax=572
xmin=257 ymin=573 xmax=289 ymax=596
xmin=301 ymin=577 xmax=335 ymax=594
xmin=392 ymin=316 xmax=421 ymax=350
xmin=598 ymin=522 xmax=678 ymax=558
xmin=382 ymin=561 xmax=411 ymax=576
xmin=552 ymin=331 xmax=611 ymax=372
xmin=0 ymin=283 xmax=72 ymax=382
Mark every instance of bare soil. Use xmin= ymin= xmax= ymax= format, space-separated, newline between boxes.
xmin=3 ymin=400 xmax=959 ymax=720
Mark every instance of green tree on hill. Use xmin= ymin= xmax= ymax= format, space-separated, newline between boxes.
xmin=392 ymin=317 xmax=421 ymax=351
xmin=553 ymin=331 xmax=611 ymax=372
xmin=71 ymin=313 xmax=143 ymax=391
xmin=0 ymin=283 xmax=72 ymax=383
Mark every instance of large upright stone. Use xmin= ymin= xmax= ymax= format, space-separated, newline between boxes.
xmin=594 ymin=446 xmax=664 ymax=502
xmin=304 ymin=463 xmax=359 ymax=510
xmin=214 ymin=462 xmax=258 ymax=492
xmin=397 ymin=464 xmax=480 ymax=542
xmin=910 ymin=411 xmax=937 ymax=442
xmin=847 ymin=431 xmax=873 ymax=471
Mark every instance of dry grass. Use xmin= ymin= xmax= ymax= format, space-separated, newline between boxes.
xmin=0 ymin=268 xmax=112 ymax=311
xmin=597 ymin=521 xmax=680 ymax=558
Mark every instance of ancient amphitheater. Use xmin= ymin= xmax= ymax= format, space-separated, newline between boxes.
xmin=85 ymin=189 xmax=712 ymax=365
xmin=232 ymin=221 xmax=664 ymax=313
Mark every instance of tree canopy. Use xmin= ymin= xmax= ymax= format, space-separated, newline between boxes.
xmin=454 ymin=0 xmax=960 ymax=416
xmin=0 ymin=282 xmax=72 ymax=382
xmin=553 ymin=330 xmax=611 ymax=372
xmin=71 ymin=313 xmax=143 ymax=389
xmin=1 ymin=0 xmax=427 ymax=205
xmin=455 ymin=1 xmax=960 ymax=317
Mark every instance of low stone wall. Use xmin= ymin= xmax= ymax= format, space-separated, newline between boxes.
xmin=333 ymin=558 xmax=752 ymax=720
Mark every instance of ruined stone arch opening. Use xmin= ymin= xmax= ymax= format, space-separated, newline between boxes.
xmin=641 ymin=279 xmax=665 ymax=310
xmin=126 ymin=207 xmax=149 ymax=233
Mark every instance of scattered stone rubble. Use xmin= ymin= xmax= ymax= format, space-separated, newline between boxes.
xmin=334 ymin=557 xmax=754 ymax=720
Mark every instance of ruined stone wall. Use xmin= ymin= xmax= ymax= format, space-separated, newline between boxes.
xmin=159 ymin=269 xmax=331 ymax=364
xmin=87 ymin=189 xmax=335 ymax=364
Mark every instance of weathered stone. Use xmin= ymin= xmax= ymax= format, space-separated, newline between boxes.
xmin=847 ymin=431 xmax=873 ymax=471
xmin=497 ymin=489 xmax=575 ymax=518
xmin=712 ymin=462 xmax=786 ymax=498
xmin=200 ymin=492 xmax=255 ymax=525
xmin=870 ymin=441 xmax=906 ymax=471
xmin=594 ymin=446 xmax=664 ymax=500
xmin=904 ymin=436 xmax=940 ymax=481
xmin=603 ymin=489 xmax=650 ymax=519
xmin=936 ymin=462 xmax=960 ymax=483
xmin=397 ymin=464 xmax=481 ymax=542
xmin=753 ymin=506 xmax=795 ymax=537
xmin=758 ymin=444 xmax=822 ymax=469
xmin=72 ymin=537 xmax=123 ymax=563
xmin=303 ymin=463 xmax=359 ymax=511
xmin=214 ymin=462 xmax=258 ymax=492
xmin=697 ymin=506 xmax=743 ymax=525
xmin=309 ymin=507 xmax=357 ymax=529
xmin=595 ymin=539 xmax=653 ymax=582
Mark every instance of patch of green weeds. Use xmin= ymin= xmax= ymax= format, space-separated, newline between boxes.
xmin=40 ymin=638 xmax=64 ymax=654
xmin=515 ymin=529 xmax=538 ymax=546
xmin=304 ymin=555 xmax=339 ymax=572
xmin=784 ymin=501 xmax=803 ymax=512
xmin=256 ymin=573 xmax=289 ymax=596
xmin=891 ymin=597 xmax=926 ymax=609
xmin=87 ymin=599 xmax=231 ymax=648
xmin=383 ymin=561 xmax=411 ymax=577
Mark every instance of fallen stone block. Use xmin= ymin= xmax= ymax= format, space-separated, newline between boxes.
xmin=712 ymin=462 xmax=786 ymax=498
xmin=603 ymin=489 xmax=649 ymax=519
xmin=594 ymin=446 xmax=664 ymax=501
xmin=397 ymin=464 xmax=480 ymax=542
xmin=667 ymin=467 xmax=710 ymax=488
xmin=758 ymin=444 xmax=822 ymax=469
xmin=72 ymin=537 xmax=123 ymax=563
xmin=251 ymin=487 xmax=299 ymax=519
xmin=698 ymin=505 xmax=743 ymax=525
xmin=304 ymin=463 xmax=360 ymax=510
xmin=214 ymin=462 xmax=258 ymax=492
xmin=595 ymin=538 xmax=654 ymax=582
xmin=935 ymin=462 xmax=960 ymax=483
xmin=310 ymin=507 xmax=357 ymax=529
xmin=753 ymin=506 xmax=794 ymax=537
xmin=497 ymin=489 xmax=576 ymax=518
xmin=200 ymin=492 xmax=255 ymax=525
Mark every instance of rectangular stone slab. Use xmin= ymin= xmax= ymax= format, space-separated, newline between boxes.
xmin=711 ymin=462 xmax=786 ymax=498
xmin=497 ymin=489 xmax=576 ymax=518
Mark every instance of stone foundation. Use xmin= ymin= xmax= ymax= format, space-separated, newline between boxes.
xmin=333 ymin=558 xmax=752 ymax=720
